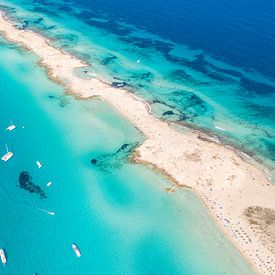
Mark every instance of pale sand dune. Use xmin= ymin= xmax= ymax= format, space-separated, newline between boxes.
xmin=0 ymin=12 xmax=274 ymax=274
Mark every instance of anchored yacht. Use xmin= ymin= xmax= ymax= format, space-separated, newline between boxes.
xmin=1 ymin=144 xmax=13 ymax=162
xmin=36 ymin=161 xmax=42 ymax=168
xmin=5 ymin=124 xmax=16 ymax=131
xmin=46 ymin=181 xmax=52 ymax=187
xmin=72 ymin=243 xmax=81 ymax=257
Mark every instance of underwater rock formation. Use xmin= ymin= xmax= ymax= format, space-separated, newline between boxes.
xmin=162 ymin=110 xmax=175 ymax=116
xmin=101 ymin=55 xmax=117 ymax=65
xmin=169 ymin=90 xmax=208 ymax=119
xmin=111 ymin=81 xmax=129 ymax=88
xmin=90 ymin=159 xmax=97 ymax=165
xmin=18 ymin=171 xmax=47 ymax=199
xmin=48 ymin=94 xmax=70 ymax=107
xmin=90 ymin=142 xmax=139 ymax=172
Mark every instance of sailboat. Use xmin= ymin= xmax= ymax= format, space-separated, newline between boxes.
xmin=1 ymin=144 xmax=13 ymax=162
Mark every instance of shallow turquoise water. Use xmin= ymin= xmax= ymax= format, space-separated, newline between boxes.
xmin=0 ymin=33 xmax=254 ymax=274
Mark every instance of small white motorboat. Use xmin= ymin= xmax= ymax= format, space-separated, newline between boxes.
xmin=5 ymin=124 xmax=16 ymax=131
xmin=46 ymin=181 xmax=52 ymax=187
xmin=0 ymin=248 xmax=7 ymax=266
xmin=72 ymin=243 xmax=81 ymax=257
xmin=1 ymin=144 xmax=13 ymax=162
xmin=47 ymin=211 xmax=55 ymax=216
xmin=36 ymin=161 xmax=42 ymax=169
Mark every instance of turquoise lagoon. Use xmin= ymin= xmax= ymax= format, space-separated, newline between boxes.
xmin=0 ymin=22 xmax=255 ymax=275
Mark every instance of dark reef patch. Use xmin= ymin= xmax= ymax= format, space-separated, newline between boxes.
xmin=243 ymin=102 xmax=275 ymax=123
xmin=212 ymin=67 xmax=243 ymax=78
xmin=162 ymin=110 xmax=175 ymax=116
xmin=167 ymin=69 xmax=197 ymax=84
xmin=137 ymin=72 xmax=153 ymax=81
xmin=182 ymin=54 xmax=206 ymax=72
xmin=261 ymin=139 xmax=275 ymax=161
xmin=45 ymin=25 xmax=56 ymax=31
xmin=240 ymin=78 xmax=275 ymax=96
xmin=33 ymin=17 xmax=44 ymax=24
xmin=164 ymin=49 xmax=198 ymax=66
xmin=129 ymin=71 xmax=154 ymax=85
xmin=0 ymin=4 xmax=15 ymax=14
xmin=48 ymin=94 xmax=70 ymax=108
xmin=90 ymin=159 xmax=97 ymax=165
xmin=169 ymin=90 xmax=208 ymax=119
xmin=182 ymin=54 xmax=232 ymax=82
xmin=120 ymin=36 xmax=173 ymax=56
xmin=18 ymin=171 xmax=47 ymax=199
xmin=14 ymin=21 xmax=28 ymax=30
xmin=53 ymin=33 xmax=79 ymax=45
xmin=100 ymin=55 xmax=117 ymax=65
xmin=151 ymin=98 xmax=188 ymax=121
xmin=111 ymin=71 xmax=154 ymax=90
xmin=90 ymin=142 xmax=139 ymax=172
xmin=206 ymin=70 xmax=229 ymax=82
xmin=165 ymin=50 xmax=240 ymax=83
xmin=111 ymin=81 xmax=129 ymax=88
xmin=86 ymin=19 xmax=133 ymax=36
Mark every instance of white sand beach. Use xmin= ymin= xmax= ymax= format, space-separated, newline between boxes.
xmin=0 ymin=11 xmax=274 ymax=274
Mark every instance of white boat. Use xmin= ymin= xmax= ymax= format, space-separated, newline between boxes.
xmin=1 ymin=144 xmax=13 ymax=162
xmin=5 ymin=124 xmax=16 ymax=131
xmin=46 ymin=181 xmax=52 ymax=187
xmin=0 ymin=248 xmax=7 ymax=266
xmin=36 ymin=161 xmax=42 ymax=169
xmin=37 ymin=207 xmax=55 ymax=216
xmin=47 ymin=211 xmax=55 ymax=216
xmin=72 ymin=243 xmax=81 ymax=257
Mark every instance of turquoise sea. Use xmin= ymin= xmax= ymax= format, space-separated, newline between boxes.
xmin=0 ymin=0 xmax=274 ymax=274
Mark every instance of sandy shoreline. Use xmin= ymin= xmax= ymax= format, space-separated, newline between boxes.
xmin=0 ymin=11 xmax=275 ymax=274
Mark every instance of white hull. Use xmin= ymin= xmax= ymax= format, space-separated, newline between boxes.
xmin=46 ymin=181 xmax=52 ymax=187
xmin=72 ymin=243 xmax=81 ymax=257
xmin=0 ymin=249 xmax=6 ymax=266
xmin=5 ymin=124 xmax=16 ymax=131
xmin=1 ymin=152 xmax=13 ymax=162
xmin=36 ymin=161 xmax=42 ymax=168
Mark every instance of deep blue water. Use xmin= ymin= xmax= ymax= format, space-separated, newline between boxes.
xmin=71 ymin=0 xmax=275 ymax=79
